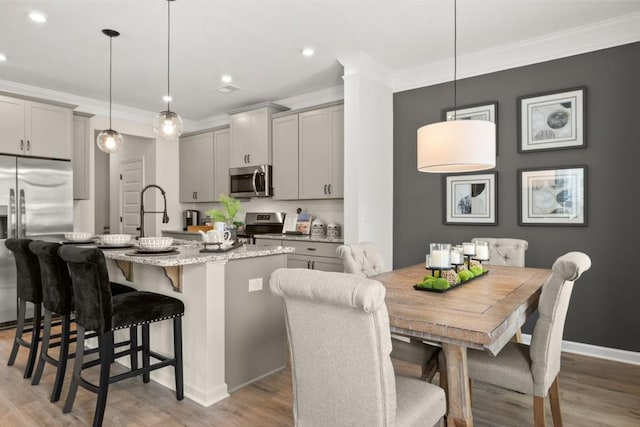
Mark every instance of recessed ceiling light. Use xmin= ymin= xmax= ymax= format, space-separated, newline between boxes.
xmin=0 ymin=53 xmax=6 ymax=62
xmin=301 ymin=47 xmax=315 ymax=57
xmin=163 ymin=95 xmax=172 ymax=102
xmin=221 ymin=75 xmax=233 ymax=84
xmin=29 ymin=12 xmax=47 ymax=23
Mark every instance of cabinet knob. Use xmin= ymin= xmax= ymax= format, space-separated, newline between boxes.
xmin=247 ymin=154 xmax=250 ymax=164
xmin=195 ymin=191 xmax=198 ymax=200
xmin=26 ymin=140 xmax=31 ymax=151
xmin=327 ymin=184 xmax=331 ymax=195
xmin=306 ymin=247 xmax=317 ymax=251
xmin=323 ymin=184 xmax=327 ymax=195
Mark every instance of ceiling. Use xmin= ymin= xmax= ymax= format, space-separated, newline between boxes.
xmin=1 ymin=0 xmax=639 ymax=121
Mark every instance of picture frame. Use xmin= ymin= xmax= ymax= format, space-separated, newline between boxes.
xmin=443 ymin=172 xmax=497 ymax=225
xmin=518 ymin=87 xmax=586 ymax=153
xmin=518 ymin=166 xmax=586 ymax=226
xmin=443 ymin=101 xmax=499 ymax=155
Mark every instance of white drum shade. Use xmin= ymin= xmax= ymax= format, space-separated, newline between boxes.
xmin=417 ymin=120 xmax=496 ymax=173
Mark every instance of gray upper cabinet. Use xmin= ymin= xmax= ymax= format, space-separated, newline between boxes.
xmin=180 ymin=127 xmax=230 ymax=203
xmin=298 ymin=104 xmax=344 ymax=199
xmin=72 ymin=113 xmax=92 ymax=200
xmin=229 ymin=104 xmax=288 ymax=168
xmin=0 ymin=94 xmax=73 ymax=159
xmin=272 ymin=114 xmax=299 ymax=200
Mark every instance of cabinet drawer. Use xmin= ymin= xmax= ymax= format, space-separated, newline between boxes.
xmin=288 ymin=240 xmax=340 ymax=258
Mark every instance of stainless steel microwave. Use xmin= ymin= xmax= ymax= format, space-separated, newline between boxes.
xmin=229 ymin=165 xmax=272 ymax=198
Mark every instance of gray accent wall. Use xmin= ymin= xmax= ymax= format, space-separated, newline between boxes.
xmin=393 ymin=42 xmax=639 ymax=352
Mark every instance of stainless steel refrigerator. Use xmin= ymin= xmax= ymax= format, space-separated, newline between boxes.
xmin=0 ymin=155 xmax=73 ymax=323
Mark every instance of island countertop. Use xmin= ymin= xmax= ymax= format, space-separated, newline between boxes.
xmin=100 ymin=243 xmax=295 ymax=267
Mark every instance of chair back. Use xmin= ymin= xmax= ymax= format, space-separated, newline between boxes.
xmin=336 ymin=242 xmax=387 ymax=277
xmin=270 ymin=268 xmax=396 ymax=426
xmin=58 ymin=246 xmax=113 ymax=333
xmin=5 ymin=238 xmax=42 ymax=303
xmin=472 ymin=237 xmax=528 ymax=267
xmin=29 ymin=241 xmax=73 ymax=315
xmin=529 ymin=252 xmax=591 ymax=396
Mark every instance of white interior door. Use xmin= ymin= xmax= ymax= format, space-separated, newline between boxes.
xmin=119 ymin=158 xmax=144 ymax=235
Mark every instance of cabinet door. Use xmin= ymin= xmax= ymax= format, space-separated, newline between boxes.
xmin=272 ymin=115 xmax=299 ymax=200
xmin=229 ymin=113 xmax=249 ymax=168
xmin=179 ymin=134 xmax=199 ymax=202
xmin=246 ymin=108 xmax=269 ymax=166
xmin=72 ymin=115 xmax=90 ymax=200
xmin=328 ymin=105 xmax=344 ymax=198
xmin=25 ymin=101 xmax=72 ymax=159
xmin=287 ymin=254 xmax=312 ymax=269
xmin=312 ymin=258 xmax=344 ymax=272
xmin=0 ymin=95 xmax=25 ymax=155
xmin=213 ymin=128 xmax=230 ymax=201
xmin=298 ymin=109 xmax=331 ymax=199
xmin=195 ymin=132 xmax=215 ymax=202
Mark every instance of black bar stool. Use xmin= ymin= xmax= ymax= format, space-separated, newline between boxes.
xmin=28 ymin=241 xmax=138 ymax=402
xmin=5 ymin=238 xmax=42 ymax=379
xmin=58 ymin=246 xmax=184 ymax=427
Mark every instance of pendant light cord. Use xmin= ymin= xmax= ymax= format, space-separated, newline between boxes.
xmin=109 ymin=34 xmax=113 ymax=129
xmin=166 ymin=0 xmax=171 ymax=111
xmin=453 ymin=0 xmax=457 ymax=120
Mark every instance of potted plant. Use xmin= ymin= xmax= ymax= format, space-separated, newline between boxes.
xmin=206 ymin=194 xmax=243 ymax=239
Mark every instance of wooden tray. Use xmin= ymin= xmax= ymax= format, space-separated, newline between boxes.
xmin=187 ymin=225 xmax=213 ymax=232
xmin=199 ymin=241 xmax=243 ymax=253
xmin=414 ymin=270 xmax=489 ymax=293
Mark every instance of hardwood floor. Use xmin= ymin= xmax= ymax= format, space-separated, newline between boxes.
xmin=0 ymin=327 xmax=638 ymax=426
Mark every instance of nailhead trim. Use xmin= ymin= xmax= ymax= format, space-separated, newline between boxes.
xmin=113 ymin=312 xmax=184 ymax=331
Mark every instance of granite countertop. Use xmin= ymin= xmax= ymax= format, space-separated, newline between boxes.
xmin=256 ymin=233 xmax=344 ymax=244
xmin=100 ymin=242 xmax=294 ymax=267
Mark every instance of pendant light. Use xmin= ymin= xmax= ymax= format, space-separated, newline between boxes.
xmin=96 ymin=29 xmax=124 ymax=154
xmin=153 ymin=0 xmax=183 ymax=139
xmin=416 ymin=0 xmax=495 ymax=173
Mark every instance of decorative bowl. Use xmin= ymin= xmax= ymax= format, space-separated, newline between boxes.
xmin=138 ymin=237 xmax=173 ymax=250
xmin=100 ymin=234 xmax=132 ymax=245
xmin=64 ymin=231 xmax=94 ymax=242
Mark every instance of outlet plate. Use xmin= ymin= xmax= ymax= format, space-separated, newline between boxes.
xmin=248 ymin=277 xmax=263 ymax=292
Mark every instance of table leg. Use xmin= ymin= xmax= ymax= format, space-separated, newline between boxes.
xmin=442 ymin=342 xmax=473 ymax=427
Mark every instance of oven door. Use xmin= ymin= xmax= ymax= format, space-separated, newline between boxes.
xmin=229 ymin=165 xmax=271 ymax=197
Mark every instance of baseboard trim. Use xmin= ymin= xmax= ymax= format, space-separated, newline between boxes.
xmin=521 ymin=334 xmax=640 ymax=366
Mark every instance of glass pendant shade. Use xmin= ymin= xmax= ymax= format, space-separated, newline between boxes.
xmin=417 ymin=120 xmax=495 ymax=173
xmin=96 ymin=129 xmax=124 ymax=154
xmin=153 ymin=110 xmax=184 ymax=139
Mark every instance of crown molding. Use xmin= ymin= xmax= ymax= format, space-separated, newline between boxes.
xmin=392 ymin=10 xmax=640 ymax=93
xmin=339 ymin=51 xmax=393 ymax=88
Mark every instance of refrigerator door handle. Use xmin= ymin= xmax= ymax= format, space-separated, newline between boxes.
xmin=19 ymin=189 xmax=26 ymax=238
xmin=9 ymin=188 xmax=16 ymax=238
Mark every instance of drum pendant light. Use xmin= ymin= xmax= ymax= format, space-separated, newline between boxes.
xmin=416 ymin=0 xmax=495 ymax=173
xmin=96 ymin=29 xmax=124 ymax=154
xmin=153 ymin=0 xmax=183 ymax=139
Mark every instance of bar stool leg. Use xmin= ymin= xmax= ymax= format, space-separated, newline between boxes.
xmin=63 ymin=325 xmax=85 ymax=414
xmin=31 ymin=309 xmax=52 ymax=385
xmin=142 ymin=324 xmax=150 ymax=383
xmin=130 ymin=326 xmax=138 ymax=371
xmin=93 ymin=331 xmax=113 ymax=427
xmin=24 ymin=302 xmax=42 ymax=379
xmin=173 ymin=317 xmax=184 ymax=400
xmin=51 ymin=314 xmax=71 ymax=402
xmin=7 ymin=299 xmax=26 ymax=366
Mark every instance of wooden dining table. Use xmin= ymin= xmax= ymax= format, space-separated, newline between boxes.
xmin=373 ymin=263 xmax=551 ymax=427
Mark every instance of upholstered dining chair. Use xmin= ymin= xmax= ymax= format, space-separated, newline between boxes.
xmin=471 ymin=237 xmax=529 ymax=267
xmin=337 ymin=242 xmax=440 ymax=380
xmin=4 ymin=238 xmax=42 ymax=379
xmin=270 ymin=268 xmax=446 ymax=426
xmin=442 ymin=251 xmax=591 ymax=427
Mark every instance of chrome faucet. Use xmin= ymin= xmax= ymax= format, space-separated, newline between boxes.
xmin=138 ymin=184 xmax=170 ymax=238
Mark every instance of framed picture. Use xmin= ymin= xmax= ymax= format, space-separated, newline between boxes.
xmin=444 ymin=101 xmax=498 ymax=155
xmin=518 ymin=87 xmax=586 ymax=152
xmin=518 ymin=166 xmax=586 ymax=226
xmin=443 ymin=172 xmax=497 ymax=225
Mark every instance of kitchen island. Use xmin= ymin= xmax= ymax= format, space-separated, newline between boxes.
xmin=101 ymin=242 xmax=295 ymax=406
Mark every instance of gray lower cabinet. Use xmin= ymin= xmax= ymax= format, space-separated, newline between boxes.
xmin=179 ymin=127 xmax=229 ymax=203
xmin=285 ymin=240 xmax=343 ymax=272
xmin=254 ymin=238 xmax=282 ymax=248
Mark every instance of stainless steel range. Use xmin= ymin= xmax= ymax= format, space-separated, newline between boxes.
xmin=238 ymin=212 xmax=285 ymax=244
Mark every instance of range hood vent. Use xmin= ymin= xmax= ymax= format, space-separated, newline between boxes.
xmin=216 ymin=84 xmax=241 ymax=94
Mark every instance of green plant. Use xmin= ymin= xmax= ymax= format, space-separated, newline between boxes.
xmin=206 ymin=194 xmax=243 ymax=227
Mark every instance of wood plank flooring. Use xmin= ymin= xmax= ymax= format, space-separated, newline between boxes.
xmin=0 ymin=327 xmax=638 ymax=426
